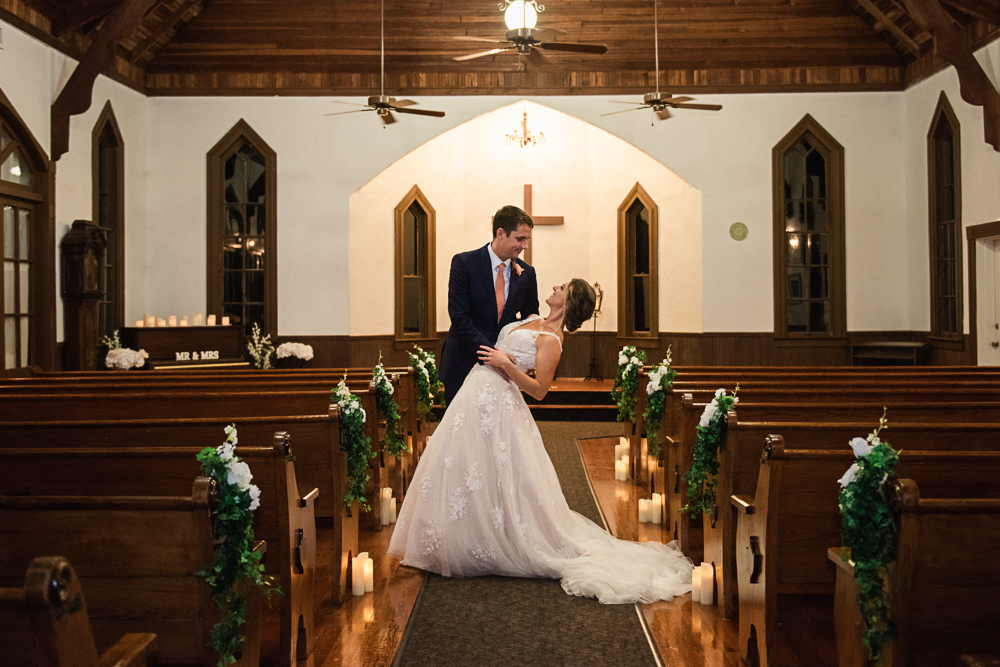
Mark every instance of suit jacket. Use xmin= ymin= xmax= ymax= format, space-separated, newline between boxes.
xmin=439 ymin=244 xmax=539 ymax=404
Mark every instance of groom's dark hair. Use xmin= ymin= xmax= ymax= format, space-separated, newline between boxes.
xmin=493 ymin=205 xmax=534 ymax=238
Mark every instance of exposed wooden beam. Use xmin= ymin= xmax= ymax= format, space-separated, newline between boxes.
xmin=127 ymin=0 xmax=196 ymax=64
xmin=940 ymin=0 xmax=1000 ymax=24
xmin=901 ymin=0 xmax=1000 ymax=150
xmin=50 ymin=0 xmax=159 ymax=161
xmin=856 ymin=0 xmax=924 ymax=54
xmin=51 ymin=0 xmax=125 ymax=37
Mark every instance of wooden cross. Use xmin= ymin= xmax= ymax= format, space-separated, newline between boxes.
xmin=521 ymin=184 xmax=563 ymax=265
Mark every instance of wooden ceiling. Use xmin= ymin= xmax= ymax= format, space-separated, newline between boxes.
xmin=2 ymin=0 xmax=999 ymax=96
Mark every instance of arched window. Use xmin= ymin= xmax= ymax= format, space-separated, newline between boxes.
xmin=1 ymin=86 xmax=54 ymax=371
xmin=772 ymin=115 xmax=846 ymax=338
xmin=93 ymin=102 xmax=124 ymax=340
xmin=928 ymin=93 xmax=962 ymax=339
xmin=617 ymin=183 xmax=658 ymax=345
xmin=207 ymin=120 xmax=277 ymax=336
xmin=394 ymin=185 xmax=436 ymax=345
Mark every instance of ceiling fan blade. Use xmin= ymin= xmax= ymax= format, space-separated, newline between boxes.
xmin=393 ymin=106 xmax=446 ymax=118
xmin=526 ymin=47 xmax=545 ymax=67
xmin=537 ymin=41 xmax=607 ymax=54
xmin=664 ymin=96 xmax=694 ymax=104
xmin=454 ymin=47 xmax=514 ymax=61
xmin=610 ymin=100 xmax=643 ymax=105
xmin=670 ymin=103 xmax=723 ymax=111
xmin=324 ymin=108 xmax=375 ymax=117
xmin=599 ymin=107 xmax=646 ymax=117
xmin=655 ymin=107 xmax=672 ymax=120
xmin=452 ymin=35 xmax=510 ymax=44
xmin=391 ymin=99 xmax=418 ymax=108
xmin=530 ymin=27 xmax=564 ymax=42
xmin=381 ymin=111 xmax=396 ymax=125
xmin=328 ymin=100 xmax=370 ymax=107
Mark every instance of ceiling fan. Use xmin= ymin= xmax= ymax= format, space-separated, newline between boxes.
xmin=601 ymin=0 xmax=721 ymax=123
xmin=326 ymin=0 xmax=445 ymax=125
xmin=452 ymin=0 xmax=607 ymax=65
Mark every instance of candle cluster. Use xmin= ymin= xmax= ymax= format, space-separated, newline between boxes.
xmin=381 ymin=487 xmax=397 ymax=526
xmin=133 ymin=313 xmax=230 ymax=327
xmin=352 ymin=551 xmax=375 ymax=596
xmin=691 ymin=562 xmax=714 ymax=605
xmin=638 ymin=493 xmax=665 ymax=523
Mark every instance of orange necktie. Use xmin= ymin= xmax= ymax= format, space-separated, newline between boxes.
xmin=495 ymin=264 xmax=506 ymax=323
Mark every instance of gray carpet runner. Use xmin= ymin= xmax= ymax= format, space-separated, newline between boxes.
xmin=394 ymin=422 xmax=659 ymax=667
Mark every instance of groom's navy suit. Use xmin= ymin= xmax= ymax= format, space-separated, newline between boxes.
xmin=439 ymin=244 xmax=539 ymax=405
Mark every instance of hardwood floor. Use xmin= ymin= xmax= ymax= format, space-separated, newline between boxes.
xmin=284 ymin=426 xmax=837 ymax=667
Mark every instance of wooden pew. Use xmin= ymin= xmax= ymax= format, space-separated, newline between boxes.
xmin=829 ymin=479 xmax=1000 ymax=667
xmin=0 ymin=477 xmax=266 ymax=666
xmin=0 ymin=434 xmax=317 ymax=665
xmin=0 ymin=556 xmax=156 ymax=667
xmin=731 ymin=441 xmax=1000 ymax=667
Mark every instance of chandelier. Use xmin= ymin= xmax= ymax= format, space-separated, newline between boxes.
xmin=506 ymin=104 xmax=545 ymax=148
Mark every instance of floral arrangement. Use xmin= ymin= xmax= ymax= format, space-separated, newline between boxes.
xmin=838 ymin=409 xmax=899 ymax=665
xmin=332 ymin=377 xmax=376 ymax=509
xmin=196 ymin=426 xmax=279 ymax=666
xmin=275 ymin=342 xmax=314 ymax=361
xmin=612 ymin=346 xmax=646 ymax=423
xmin=102 ymin=329 xmax=148 ymax=370
xmin=681 ymin=386 xmax=739 ymax=516
xmin=408 ymin=345 xmax=446 ymax=423
xmin=373 ymin=362 xmax=406 ymax=458
xmin=642 ymin=347 xmax=676 ymax=459
xmin=247 ymin=323 xmax=274 ymax=369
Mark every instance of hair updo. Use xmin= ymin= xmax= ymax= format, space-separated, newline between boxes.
xmin=564 ymin=279 xmax=597 ymax=333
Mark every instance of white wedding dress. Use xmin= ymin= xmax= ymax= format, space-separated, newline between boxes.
xmin=388 ymin=316 xmax=693 ymax=604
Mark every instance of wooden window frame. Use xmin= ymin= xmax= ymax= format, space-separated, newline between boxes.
xmin=206 ymin=119 xmax=277 ymax=336
xmin=0 ymin=84 xmax=56 ymax=372
xmin=927 ymin=92 xmax=964 ymax=347
xmin=772 ymin=114 xmax=847 ymax=343
xmin=393 ymin=185 xmax=437 ymax=349
xmin=617 ymin=182 xmax=659 ymax=348
xmin=92 ymin=100 xmax=125 ymax=339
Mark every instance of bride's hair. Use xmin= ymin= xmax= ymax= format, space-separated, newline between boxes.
xmin=564 ymin=279 xmax=597 ymax=333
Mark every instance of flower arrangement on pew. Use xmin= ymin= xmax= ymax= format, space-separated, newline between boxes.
xmin=247 ymin=323 xmax=274 ymax=369
xmin=101 ymin=329 xmax=148 ymax=370
xmin=642 ymin=347 xmax=676 ymax=459
xmin=408 ymin=345 xmax=446 ymax=423
xmin=838 ymin=408 xmax=899 ymax=665
xmin=682 ymin=385 xmax=739 ymax=516
xmin=274 ymin=342 xmax=313 ymax=367
xmin=196 ymin=425 xmax=280 ymax=666
xmin=333 ymin=376 xmax=376 ymax=509
xmin=612 ymin=346 xmax=646 ymax=423
xmin=373 ymin=360 xmax=406 ymax=458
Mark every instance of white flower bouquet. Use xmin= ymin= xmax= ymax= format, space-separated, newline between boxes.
xmin=102 ymin=329 xmax=148 ymax=370
xmin=276 ymin=342 xmax=314 ymax=361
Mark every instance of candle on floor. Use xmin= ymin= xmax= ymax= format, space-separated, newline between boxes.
xmin=389 ymin=498 xmax=397 ymax=524
xmin=692 ymin=567 xmax=702 ymax=603
xmin=207 ymin=314 xmax=216 ymax=326
xmin=145 ymin=315 xmax=155 ymax=327
xmin=700 ymin=563 xmax=714 ymax=605
xmin=352 ymin=555 xmax=366 ymax=596
xmin=364 ymin=558 xmax=374 ymax=593
xmin=135 ymin=319 xmax=144 ymax=327
xmin=381 ymin=488 xmax=392 ymax=525
xmin=651 ymin=493 xmax=662 ymax=524
xmin=621 ymin=455 xmax=629 ymax=480
xmin=156 ymin=318 xmax=166 ymax=327
xmin=638 ymin=499 xmax=649 ymax=523
xmin=614 ymin=443 xmax=625 ymax=461
xmin=221 ymin=316 xmax=230 ymax=326
xmin=193 ymin=313 xmax=203 ymax=326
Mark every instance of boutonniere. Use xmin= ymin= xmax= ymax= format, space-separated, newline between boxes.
xmin=512 ymin=262 xmax=524 ymax=277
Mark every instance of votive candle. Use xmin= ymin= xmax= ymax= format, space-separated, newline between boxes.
xmin=135 ymin=319 xmax=144 ymax=327
xmin=221 ymin=316 xmax=230 ymax=326
xmin=156 ymin=318 xmax=166 ymax=327
xmin=364 ymin=558 xmax=374 ymax=593
xmin=193 ymin=313 xmax=203 ymax=326
xmin=207 ymin=314 xmax=216 ymax=326
xmin=145 ymin=315 xmax=155 ymax=327
xmin=179 ymin=317 xmax=189 ymax=327
xmin=168 ymin=315 xmax=177 ymax=327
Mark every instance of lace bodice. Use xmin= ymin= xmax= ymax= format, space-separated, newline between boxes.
xmin=495 ymin=315 xmax=562 ymax=373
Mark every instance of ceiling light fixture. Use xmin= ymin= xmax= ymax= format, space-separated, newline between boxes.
xmin=502 ymin=0 xmax=542 ymax=30
xmin=506 ymin=103 xmax=545 ymax=148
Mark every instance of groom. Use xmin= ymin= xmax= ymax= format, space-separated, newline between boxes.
xmin=439 ymin=205 xmax=540 ymax=405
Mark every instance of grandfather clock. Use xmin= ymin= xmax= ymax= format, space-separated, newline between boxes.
xmin=61 ymin=220 xmax=106 ymax=370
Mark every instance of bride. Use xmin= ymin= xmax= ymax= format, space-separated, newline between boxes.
xmin=388 ymin=279 xmax=693 ymax=604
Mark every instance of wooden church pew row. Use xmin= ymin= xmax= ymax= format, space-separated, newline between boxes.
xmin=709 ymin=417 xmax=1000 ymax=619
xmin=828 ymin=479 xmax=1000 ymax=667
xmin=0 ymin=477 xmax=266 ymax=666
xmin=668 ymin=365 xmax=1000 ymax=375
xmin=0 ymin=434 xmax=318 ymax=665
xmin=730 ymin=441 xmax=1000 ymax=667
xmin=0 ymin=556 xmax=157 ymax=667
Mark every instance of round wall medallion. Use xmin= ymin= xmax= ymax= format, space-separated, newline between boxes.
xmin=729 ymin=222 xmax=748 ymax=241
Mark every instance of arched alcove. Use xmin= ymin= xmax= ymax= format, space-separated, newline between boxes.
xmin=349 ymin=101 xmax=702 ymax=337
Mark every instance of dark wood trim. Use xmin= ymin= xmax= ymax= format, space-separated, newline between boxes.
xmin=91 ymin=100 xmax=125 ymax=335
xmin=771 ymin=114 xmax=847 ymax=339
xmin=617 ymin=182 xmax=658 ymax=342
xmin=127 ymin=0 xmax=197 ymax=65
xmin=0 ymin=83 xmax=56 ymax=371
xmin=927 ymin=92 xmax=964 ymax=344
xmin=393 ymin=184 xmax=437 ymax=346
xmin=205 ymin=119 xmax=278 ymax=336
xmin=966 ymin=220 xmax=1000 ymax=364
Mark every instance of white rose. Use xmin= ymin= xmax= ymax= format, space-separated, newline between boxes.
xmin=618 ymin=353 xmax=627 ymax=365
xmin=227 ymin=461 xmax=253 ymax=491
xmin=646 ymin=380 xmax=660 ymax=396
xmin=248 ymin=484 xmax=261 ymax=511
xmin=699 ymin=403 xmax=718 ymax=428
xmin=218 ymin=442 xmax=235 ymax=462
xmin=359 ymin=407 xmax=367 ymax=423
xmin=849 ymin=437 xmax=872 ymax=458
xmin=838 ymin=462 xmax=860 ymax=487
xmin=630 ymin=356 xmax=639 ymax=365
xmin=715 ymin=388 xmax=726 ymax=398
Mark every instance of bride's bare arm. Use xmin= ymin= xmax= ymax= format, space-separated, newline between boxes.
xmin=478 ymin=336 xmax=561 ymax=401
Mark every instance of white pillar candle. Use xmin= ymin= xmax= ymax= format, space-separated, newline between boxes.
xmin=621 ymin=455 xmax=629 ymax=480
xmin=156 ymin=318 xmax=166 ymax=327
xmin=135 ymin=319 xmax=144 ymax=327
xmin=179 ymin=317 xmax=189 ymax=327
xmin=352 ymin=556 xmax=365 ymax=596
xmin=221 ymin=316 xmax=230 ymax=326
xmin=390 ymin=498 xmax=397 ymax=524
xmin=638 ymin=499 xmax=649 ymax=523
xmin=207 ymin=314 xmax=216 ymax=326
xmin=193 ymin=313 xmax=203 ymax=326
xmin=651 ymin=493 xmax=662 ymax=524
xmin=700 ymin=563 xmax=714 ymax=605
xmin=168 ymin=315 xmax=177 ymax=327
xmin=692 ymin=567 xmax=702 ymax=602
xmin=145 ymin=315 xmax=155 ymax=327
xmin=615 ymin=460 xmax=625 ymax=481
xmin=364 ymin=558 xmax=374 ymax=593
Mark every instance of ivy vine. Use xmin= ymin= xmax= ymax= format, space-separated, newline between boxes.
xmin=332 ymin=378 xmax=376 ymax=510
xmin=373 ymin=362 xmax=406 ymax=458
xmin=612 ymin=346 xmax=646 ymax=423
xmin=681 ymin=386 xmax=739 ymax=516
xmin=408 ymin=345 xmax=446 ymax=423
xmin=642 ymin=348 xmax=676 ymax=459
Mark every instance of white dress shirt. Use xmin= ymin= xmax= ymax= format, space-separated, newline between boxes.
xmin=487 ymin=244 xmax=511 ymax=301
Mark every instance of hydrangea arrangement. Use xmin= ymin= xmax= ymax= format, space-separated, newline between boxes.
xmin=275 ymin=342 xmax=314 ymax=361
xmin=642 ymin=347 xmax=676 ymax=459
xmin=247 ymin=323 xmax=274 ymax=369
xmin=682 ymin=386 xmax=739 ymax=516
xmin=408 ymin=345 xmax=446 ymax=423
xmin=102 ymin=329 xmax=148 ymax=370
xmin=612 ymin=346 xmax=646 ymax=423
xmin=332 ymin=377 xmax=376 ymax=509
xmin=196 ymin=426 xmax=278 ymax=665
xmin=838 ymin=409 xmax=899 ymax=665
xmin=373 ymin=362 xmax=406 ymax=458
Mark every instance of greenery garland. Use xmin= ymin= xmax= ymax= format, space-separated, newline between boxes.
xmin=332 ymin=378 xmax=376 ymax=509
xmin=408 ymin=345 xmax=446 ymax=423
xmin=612 ymin=346 xmax=646 ymax=423
xmin=642 ymin=347 xmax=676 ymax=459
xmin=681 ymin=386 xmax=739 ymax=516
xmin=196 ymin=425 xmax=280 ymax=666
xmin=373 ymin=362 xmax=406 ymax=458
xmin=838 ymin=409 xmax=899 ymax=665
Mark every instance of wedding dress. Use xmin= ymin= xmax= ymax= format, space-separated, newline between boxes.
xmin=388 ymin=316 xmax=693 ymax=604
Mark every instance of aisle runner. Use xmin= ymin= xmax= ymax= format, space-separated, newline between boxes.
xmin=394 ymin=422 xmax=658 ymax=667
